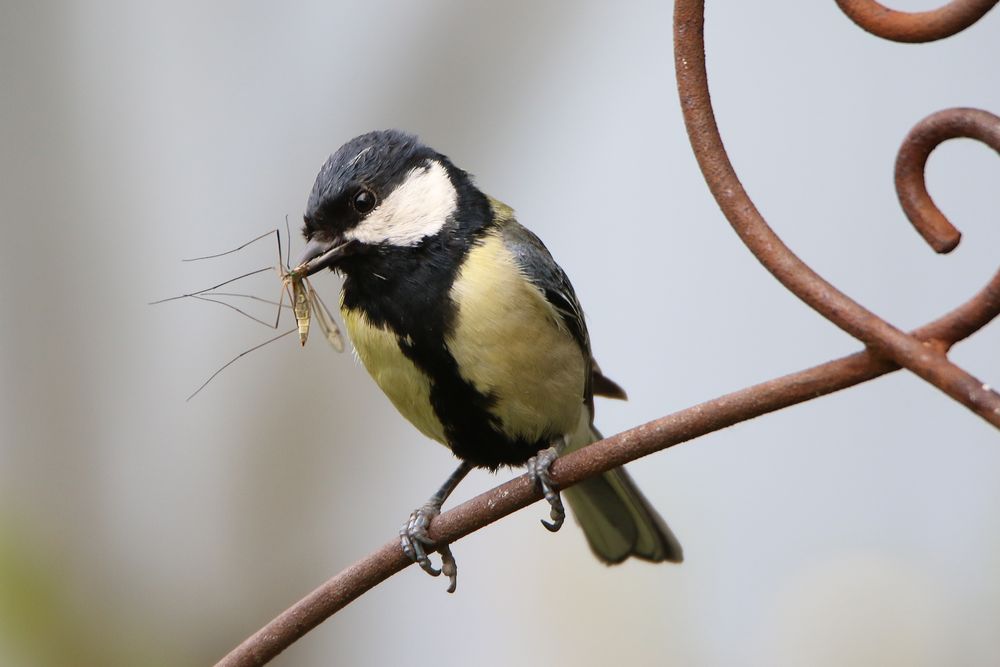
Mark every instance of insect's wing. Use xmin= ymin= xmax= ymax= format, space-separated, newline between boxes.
xmin=306 ymin=281 xmax=345 ymax=353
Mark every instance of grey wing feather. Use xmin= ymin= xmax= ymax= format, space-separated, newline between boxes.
xmin=499 ymin=220 xmax=591 ymax=358
xmin=498 ymin=215 xmax=628 ymax=407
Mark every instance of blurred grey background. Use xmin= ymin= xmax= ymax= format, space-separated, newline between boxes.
xmin=2 ymin=1 xmax=999 ymax=665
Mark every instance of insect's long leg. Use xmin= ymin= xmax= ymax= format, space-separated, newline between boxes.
xmin=149 ymin=266 xmax=274 ymax=305
xmin=186 ymin=261 xmax=290 ymax=396
xmin=274 ymin=272 xmax=289 ymax=330
xmin=187 ymin=328 xmax=297 ymax=401
xmin=199 ymin=292 xmax=290 ymax=309
xmin=191 ymin=295 xmax=282 ymax=329
xmin=265 ymin=225 xmax=291 ymax=330
xmin=200 ymin=291 xmax=292 ymax=328
xmin=277 ymin=220 xmax=298 ymax=333
xmin=283 ymin=215 xmax=293 ymax=270
xmin=182 ymin=229 xmax=279 ymax=262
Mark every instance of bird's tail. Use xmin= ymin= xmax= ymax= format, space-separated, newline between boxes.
xmin=562 ymin=421 xmax=683 ymax=564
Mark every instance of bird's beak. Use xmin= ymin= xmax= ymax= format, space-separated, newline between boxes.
xmin=295 ymin=237 xmax=350 ymax=277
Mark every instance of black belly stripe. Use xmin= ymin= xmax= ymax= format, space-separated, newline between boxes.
xmin=338 ymin=182 xmax=549 ymax=469
xmin=400 ymin=336 xmax=544 ymax=469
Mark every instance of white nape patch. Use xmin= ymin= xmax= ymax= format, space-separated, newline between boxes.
xmin=345 ymin=160 xmax=458 ymax=247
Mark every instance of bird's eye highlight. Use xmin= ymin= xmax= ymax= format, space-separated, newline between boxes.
xmin=352 ymin=188 xmax=377 ymax=214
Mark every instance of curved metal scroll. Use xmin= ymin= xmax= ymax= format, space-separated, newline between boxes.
xmin=674 ymin=0 xmax=1000 ymax=428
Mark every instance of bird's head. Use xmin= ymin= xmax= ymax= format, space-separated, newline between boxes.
xmin=296 ymin=130 xmax=466 ymax=276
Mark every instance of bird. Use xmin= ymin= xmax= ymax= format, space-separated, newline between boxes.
xmin=296 ymin=130 xmax=682 ymax=591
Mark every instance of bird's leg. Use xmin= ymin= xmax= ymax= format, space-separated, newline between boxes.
xmin=400 ymin=461 xmax=473 ymax=593
xmin=526 ymin=444 xmax=565 ymax=532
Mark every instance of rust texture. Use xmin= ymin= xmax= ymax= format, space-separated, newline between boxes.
xmin=216 ymin=4 xmax=999 ymax=665
xmin=835 ymin=0 xmax=997 ymax=42
xmin=895 ymin=108 xmax=1000 ymax=253
xmin=675 ymin=0 xmax=1000 ymax=427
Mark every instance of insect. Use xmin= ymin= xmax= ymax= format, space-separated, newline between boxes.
xmin=282 ymin=261 xmax=344 ymax=352
xmin=152 ymin=223 xmax=344 ymax=400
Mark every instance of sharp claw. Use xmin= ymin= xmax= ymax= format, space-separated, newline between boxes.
xmin=416 ymin=547 xmax=441 ymax=576
xmin=541 ymin=512 xmax=563 ymax=531
xmin=418 ymin=558 xmax=442 ymax=577
xmin=540 ymin=502 xmax=566 ymax=531
xmin=544 ymin=489 xmax=566 ymax=532
xmin=439 ymin=544 xmax=458 ymax=594
xmin=399 ymin=503 xmax=454 ymax=585
xmin=528 ymin=446 xmax=565 ymax=533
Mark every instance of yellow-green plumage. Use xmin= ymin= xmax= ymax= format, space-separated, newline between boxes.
xmin=341 ymin=306 xmax=447 ymax=444
xmin=447 ymin=230 xmax=586 ymax=444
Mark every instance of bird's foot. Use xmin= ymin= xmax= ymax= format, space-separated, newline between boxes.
xmin=527 ymin=446 xmax=565 ymax=532
xmin=400 ymin=503 xmax=458 ymax=593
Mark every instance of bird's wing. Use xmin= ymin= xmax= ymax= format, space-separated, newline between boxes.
xmin=491 ymin=198 xmax=627 ymax=407
xmin=496 ymin=215 xmax=611 ymax=413
xmin=497 ymin=214 xmax=629 ymax=408
xmin=498 ymin=218 xmax=591 ymax=359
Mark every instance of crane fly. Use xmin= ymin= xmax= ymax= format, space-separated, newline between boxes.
xmin=151 ymin=223 xmax=344 ymax=400
xmin=282 ymin=260 xmax=344 ymax=351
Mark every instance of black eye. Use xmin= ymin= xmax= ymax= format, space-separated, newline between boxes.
xmin=352 ymin=188 xmax=376 ymax=214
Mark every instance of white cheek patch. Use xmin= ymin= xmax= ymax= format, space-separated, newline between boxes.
xmin=346 ymin=160 xmax=458 ymax=247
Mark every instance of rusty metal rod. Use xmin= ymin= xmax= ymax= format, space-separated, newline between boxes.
xmin=835 ymin=0 xmax=997 ymax=43
xmin=215 ymin=265 xmax=1000 ymax=667
xmin=895 ymin=108 xmax=1000 ymax=253
xmin=674 ymin=0 xmax=1000 ymax=427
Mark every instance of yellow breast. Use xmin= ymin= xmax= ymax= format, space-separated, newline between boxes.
xmin=446 ymin=231 xmax=586 ymax=443
xmin=341 ymin=306 xmax=448 ymax=445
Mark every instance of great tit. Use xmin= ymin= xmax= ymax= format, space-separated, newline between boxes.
xmin=297 ymin=130 xmax=682 ymax=590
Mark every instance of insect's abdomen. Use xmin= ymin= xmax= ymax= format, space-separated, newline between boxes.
xmin=292 ymin=281 xmax=310 ymax=346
